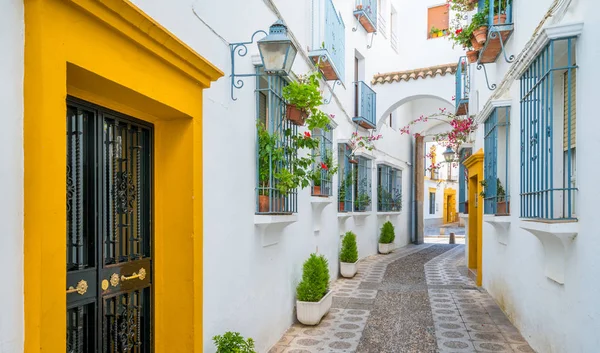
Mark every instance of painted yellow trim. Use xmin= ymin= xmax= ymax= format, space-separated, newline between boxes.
xmin=464 ymin=149 xmax=484 ymax=286
xmin=24 ymin=0 xmax=222 ymax=351
xmin=428 ymin=187 xmax=437 ymax=193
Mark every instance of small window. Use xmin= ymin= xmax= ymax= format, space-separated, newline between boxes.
xmin=483 ymin=107 xmax=511 ymax=215
xmin=378 ymin=165 xmax=402 ymax=212
xmin=312 ymin=127 xmax=334 ymax=197
xmin=354 ymin=156 xmax=372 ymax=212
xmin=427 ymin=5 xmax=449 ymax=39
xmin=429 ymin=192 xmax=436 ymax=214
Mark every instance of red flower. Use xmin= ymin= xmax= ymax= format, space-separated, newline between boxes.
xmin=456 ymin=28 xmax=463 ymax=35
xmin=304 ymin=131 xmax=311 ymax=138
xmin=320 ymin=162 xmax=328 ymax=170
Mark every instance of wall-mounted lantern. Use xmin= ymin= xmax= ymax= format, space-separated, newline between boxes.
xmin=230 ymin=20 xmax=298 ymax=100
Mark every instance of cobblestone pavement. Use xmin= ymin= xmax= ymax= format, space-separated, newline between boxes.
xmin=269 ymin=244 xmax=534 ymax=353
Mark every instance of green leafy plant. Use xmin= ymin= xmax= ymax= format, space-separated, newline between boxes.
xmin=355 ymin=192 xmax=371 ymax=211
xmin=257 ymin=123 xmax=284 ymax=196
xmin=479 ymin=179 xmax=488 ymax=198
xmin=282 ymin=71 xmax=323 ymax=114
xmin=379 ymin=221 xmax=395 ymax=244
xmin=213 ymin=332 xmax=256 ymax=353
xmin=340 ymin=232 xmax=358 ymax=263
xmin=296 ymin=254 xmax=330 ymax=302
xmin=391 ymin=188 xmax=402 ymax=212
xmin=497 ymin=178 xmax=506 ymax=201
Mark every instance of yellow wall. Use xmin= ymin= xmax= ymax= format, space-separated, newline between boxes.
xmin=463 ymin=149 xmax=484 ymax=286
xmin=24 ymin=0 xmax=222 ymax=351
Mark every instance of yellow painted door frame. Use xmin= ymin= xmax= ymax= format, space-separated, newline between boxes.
xmin=442 ymin=188 xmax=457 ymax=224
xmin=463 ymin=150 xmax=484 ymax=286
xmin=23 ymin=0 xmax=223 ymax=351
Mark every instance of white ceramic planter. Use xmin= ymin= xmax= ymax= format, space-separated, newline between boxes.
xmin=340 ymin=261 xmax=358 ymax=278
xmin=296 ymin=290 xmax=333 ymax=325
xmin=378 ymin=242 xmax=394 ymax=254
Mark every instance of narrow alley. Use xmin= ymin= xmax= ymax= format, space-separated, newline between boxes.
xmin=270 ymin=244 xmax=533 ymax=353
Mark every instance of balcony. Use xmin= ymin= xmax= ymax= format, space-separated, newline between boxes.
xmin=353 ymin=81 xmax=377 ymax=129
xmin=455 ymin=56 xmax=469 ymax=116
xmin=478 ymin=0 xmax=514 ymax=64
xmin=309 ymin=0 xmax=345 ymax=81
xmin=353 ymin=0 xmax=377 ymax=33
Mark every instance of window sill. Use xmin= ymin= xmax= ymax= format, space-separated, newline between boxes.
xmin=519 ymin=219 xmax=579 ymax=284
xmin=483 ymin=215 xmax=511 ymax=245
xmin=377 ymin=211 xmax=401 ymax=216
xmin=254 ymin=214 xmax=298 ymax=247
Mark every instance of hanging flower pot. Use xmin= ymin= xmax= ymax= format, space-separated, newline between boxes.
xmin=286 ymin=104 xmax=308 ymax=126
xmin=473 ymin=26 xmax=488 ymax=45
xmin=356 ymin=4 xmax=363 ymax=10
xmin=494 ymin=14 xmax=507 ymax=25
xmin=470 ymin=35 xmax=483 ymax=51
xmin=466 ymin=50 xmax=479 ymax=64
xmin=349 ymin=158 xmax=359 ymax=164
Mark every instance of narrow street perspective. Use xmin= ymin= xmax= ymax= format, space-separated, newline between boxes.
xmin=1 ymin=0 xmax=598 ymax=352
xmin=270 ymin=243 xmax=532 ymax=353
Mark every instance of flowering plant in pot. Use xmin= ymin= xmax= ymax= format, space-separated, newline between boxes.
xmin=470 ymin=10 xmax=488 ymax=44
xmin=378 ymin=221 xmax=395 ymax=254
xmin=311 ymin=149 xmax=338 ymax=196
xmin=282 ymin=71 xmax=324 ymax=126
xmin=349 ymin=131 xmax=382 ymax=163
xmin=340 ymin=231 xmax=359 ymax=278
xmin=296 ymin=253 xmax=331 ymax=325
xmin=213 ymin=332 xmax=256 ymax=353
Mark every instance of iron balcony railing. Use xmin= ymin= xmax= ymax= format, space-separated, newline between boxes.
xmin=310 ymin=0 xmax=345 ymax=81
xmin=354 ymin=0 xmax=377 ymax=29
xmin=455 ymin=56 xmax=469 ymax=115
xmin=479 ymin=0 xmax=513 ymax=26
xmin=353 ymin=81 xmax=377 ymax=129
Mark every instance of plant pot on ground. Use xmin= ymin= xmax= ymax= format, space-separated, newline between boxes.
xmin=296 ymin=254 xmax=332 ymax=325
xmin=378 ymin=221 xmax=395 ymax=254
xmin=340 ymin=231 xmax=359 ymax=278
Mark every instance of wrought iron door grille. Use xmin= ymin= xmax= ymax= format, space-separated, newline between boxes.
xmin=67 ymin=98 xmax=152 ymax=353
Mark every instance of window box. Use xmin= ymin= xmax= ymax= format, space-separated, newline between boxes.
xmin=352 ymin=81 xmax=377 ymax=129
xmin=353 ymin=0 xmax=377 ymax=33
xmin=477 ymin=0 xmax=514 ymax=64
xmin=309 ymin=0 xmax=345 ymax=81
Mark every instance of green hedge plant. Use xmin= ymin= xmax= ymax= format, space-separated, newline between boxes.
xmin=379 ymin=221 xmax=395 ymax=244
xmin=213 ymin=332 xmax=256 ymax=353
xmin=296 ymin=254 xmax=330 ymax=302
xmin=340 ymin=232 xmax=358 ymax=263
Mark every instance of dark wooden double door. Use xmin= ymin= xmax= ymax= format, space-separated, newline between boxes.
xmin=66 ymin=98 xmax=153 ymax=353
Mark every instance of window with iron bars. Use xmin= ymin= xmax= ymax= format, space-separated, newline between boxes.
xmin=519 ymin=37 xmax=577 ymax=220
xmin=483 ymin=107 xmax=511 ymax=215
xmin=377 ymin=165 xmax=402 ymax=212
xmin=256 ymin=67 xmax=298 ymax=214
xmin=312 ymin=127 xmax=334 ymax=197
xmin=354 ymin=156 xmax=372 ymax=212
xmin=338 ymin=143 xmax=353 ymax=212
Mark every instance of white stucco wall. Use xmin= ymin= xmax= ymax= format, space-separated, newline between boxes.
xmin=468 ymin=0 xmax=600 ymax=352
xmin=0 ymin=1 xmax=23 ymax=352
xmin=129 ymin=0 xmax=459 ymax=351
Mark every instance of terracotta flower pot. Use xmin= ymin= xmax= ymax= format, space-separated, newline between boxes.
xmin=494 ymin=14 xmax=507 ymax=25
xmin=497 ymin=201 xmax=510 ymax=215
xmin=466 ymin=50 xmax=479 ymax=64
xmin=349 ymin=159 xmax=358 ymax=165
xmin=258 ymin=195 xmax=269 ymax=213
xmin=312 ymin=186 xmax=321 ymax=196
xmin=258 ymin=195 xmax=285 ymax=213
xmin=470 ymin=35 xmax=483 ymax=51
xmin=339 ymin=201 xmax=345 ymax=212
xmin=473 ymin=26 xmax=488 ymax=45
xmin=286 ymin=104 xmax=308 ymax=126
xmin=356 ymin=4 xmax=363 ymax=10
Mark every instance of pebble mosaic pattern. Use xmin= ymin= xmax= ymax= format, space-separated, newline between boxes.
xmin=425 ymin=247 xmax=535 ymax=352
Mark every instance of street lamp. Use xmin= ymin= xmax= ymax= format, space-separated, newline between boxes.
xmin=258 ymin=21 xmax=298 ymax=76
xmin=443 ymin=146 xmax=455 ymax=163
xmin=229 ymin=20 xmax=299 ymax=100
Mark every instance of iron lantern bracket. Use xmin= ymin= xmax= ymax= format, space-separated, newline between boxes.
xmin=229 ymin=30 xmax=268 ymax=101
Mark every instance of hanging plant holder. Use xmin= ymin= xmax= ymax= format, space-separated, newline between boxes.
xmin=286 ymin=104 xmax=308 ymax=126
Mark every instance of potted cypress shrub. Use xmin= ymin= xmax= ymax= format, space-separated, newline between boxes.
xmin=378 ymin=221 xmax=395 ymax=254
xmin=340 ymin=231 xmax=359 ymax=278
xmin=296 ymin=253 xmax=332 ymax=325
xmin=213 ymin=332 xmax=256 ymax=353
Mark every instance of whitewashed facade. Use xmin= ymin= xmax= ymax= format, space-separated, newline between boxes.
xmin=464 ymin=0 xmax=600 ymax=352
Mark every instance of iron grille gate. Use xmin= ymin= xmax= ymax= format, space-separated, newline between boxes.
xmin=66 ymin=98 xmax=153 ymax=353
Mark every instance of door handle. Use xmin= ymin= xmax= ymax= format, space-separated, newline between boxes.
xmin=66 ymin=280 xmax=88 ymax=295
xmin=121 ymin=268 xmax=146 ymax=282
